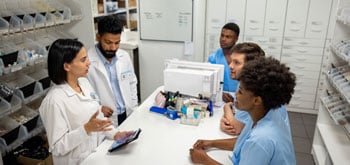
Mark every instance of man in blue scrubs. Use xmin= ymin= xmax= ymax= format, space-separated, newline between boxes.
xmin=208 ymin=22 xmax=240 ymax=102
xmin=190 ymin=57 xmax=296 ymax=165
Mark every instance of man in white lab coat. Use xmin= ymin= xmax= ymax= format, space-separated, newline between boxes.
xmin=87 ymin=16 xmax=138 ymax=126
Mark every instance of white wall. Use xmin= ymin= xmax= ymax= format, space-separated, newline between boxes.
xmin=138 ymin=0 xmax=207 ymax=101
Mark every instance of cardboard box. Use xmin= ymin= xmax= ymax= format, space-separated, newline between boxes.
xmin=128 ymin=0 xmax=137 ymax=7
xmin=17 ymin=154 xmax=53 ymax=165
xmin=129 ymin=20 xmax=137 ymax=29
xmin=118 ymin=0 xmax=126 ymax=8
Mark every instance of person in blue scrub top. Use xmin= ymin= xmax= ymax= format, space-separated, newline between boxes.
xmin=208 ymin=22 xmax=240 ymax=102
xmin=220 ymin=42 xmax=266 ymax=135
xmin=190 ymin=57 xmax=296 ymax=165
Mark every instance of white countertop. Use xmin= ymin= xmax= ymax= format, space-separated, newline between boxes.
xmin=81 ymin=86 xmax=233 ymax=165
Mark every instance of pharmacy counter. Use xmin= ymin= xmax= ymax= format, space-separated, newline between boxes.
xmin=81 ymin=86 xmax=233 ymax=165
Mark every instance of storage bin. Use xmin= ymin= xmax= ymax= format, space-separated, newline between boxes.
xmin=0 ymin=97 xmax=11 ymax=116
xmin=27 ymin=69 xmax=51 ymax=90
xmin=0 ymin=17 xmax=9 ymax=35
xmin=4 ymin=74 xmax=43 ymax=103
xmin=0 ymin=116 xmax=21 ymax=145
xmin=9 ymin=106 xmax=39 ymax=132
xmin=26 ymin=96 xmax=44 ymax=111
xmin=0 ymin=51 xmax=18 ymax=67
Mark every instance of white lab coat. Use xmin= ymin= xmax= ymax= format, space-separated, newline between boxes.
xmin=87 ymin=47 xmax=138 ymax=125
xmin=39 ymin=78 xmax=117 ymax=164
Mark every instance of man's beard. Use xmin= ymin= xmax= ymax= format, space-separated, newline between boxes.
xmin=98 ymin=44 xmax=116 ymax=59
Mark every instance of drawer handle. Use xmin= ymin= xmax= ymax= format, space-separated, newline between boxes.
xmin=249 ymin=26 xmax=259 ymax=30
xmin=297 ymin=49 xmax=307 ymax=53
xmin=249 ymin=20 xmax=259 ymax=23
xmin=311 ymin=21 xmax=322 ymax=25
xmin=311 ymin=28 xmax=322 ymax=32
xmin=290 ymin=27 xmax=301 ymax=31
xmin=268 ymin=27 xmax=279 ymax=31
xmin=257 ymin=39 xmax=268 ymax=43
xmin=298 ymin=42 xmax=308 ymax=45
xmin=295 ymin=66 xmax=305 ymax=69
xmin=296 ymin=58 xmax=306 ymax=61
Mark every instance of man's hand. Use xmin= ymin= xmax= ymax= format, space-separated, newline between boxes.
xmin=101 ymin=106 xmax=114 ymax=117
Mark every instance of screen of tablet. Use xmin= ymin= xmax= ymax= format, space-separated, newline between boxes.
xmin=108 ymin=128 xmax=141 ymax=152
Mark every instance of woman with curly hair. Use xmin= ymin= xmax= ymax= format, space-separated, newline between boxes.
xmin=190 ymin=56 xmax=296 ymax=165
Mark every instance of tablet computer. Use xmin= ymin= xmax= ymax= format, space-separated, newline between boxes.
xmin=108 ymin=128 xmax=142 ymax=152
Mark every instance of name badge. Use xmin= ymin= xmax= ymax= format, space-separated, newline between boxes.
xmin=90 ymin=92 xmax=100 ymax=103
xmin=121 ymin=70 xmax=132 ymax=81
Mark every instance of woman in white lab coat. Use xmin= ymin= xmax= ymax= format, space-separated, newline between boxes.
xmin=39 ymin=39 xmax=133 ymax=164
xmin=87 ymin=16 xmax=138 ymax=125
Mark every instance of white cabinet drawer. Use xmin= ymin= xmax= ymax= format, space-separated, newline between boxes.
xmin=288 ymin=100 xmax=315 ymax=109
xmin=260 ymin=44 xmax=282 ymax=53
xmin=293 ymin=70 xmax=322 ymax=80
xmin=295 ymin=78 xmax=319 ymax=88
xmin=282 ymin=46 xmax=324 ymax=55
xmin=244 ymin=36 xmax=283 ymax=45
xmin=284 ymin=61 xmax=321 ymax=72
xmin=292 ymin=93 xmax=316 ymax=102
xmin=281 ymin=54 xmax=323 ymax=64
xmin=283 ymin=37 xmax=326 ymax=47
xmin=294 ymin=84 xmax=318 ymax=95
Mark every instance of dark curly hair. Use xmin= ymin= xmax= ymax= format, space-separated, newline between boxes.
xmin=238 ymin=57 xmax=296 ymax=110
xmin=98 ymin=15 xmax=123 ymax=35
xmin=232 ymin=42 xmax=265 ymax=62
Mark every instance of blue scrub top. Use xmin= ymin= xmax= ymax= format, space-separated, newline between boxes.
xmin=232 ymin=108 xmax=296 ymax=165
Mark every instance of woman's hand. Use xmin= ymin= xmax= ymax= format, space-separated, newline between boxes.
xmin=113 ymin=131 xmax=134 ymax=141
xmin=84 ymin=110 xmax=113 ymax=134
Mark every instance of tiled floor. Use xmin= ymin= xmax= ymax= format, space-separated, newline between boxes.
xmin=288 ymin=111 xmax=317 ymax=165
